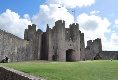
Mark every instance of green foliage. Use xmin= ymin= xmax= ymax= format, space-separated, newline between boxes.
xmin=1 ymin=60 xmax=118 ymax=80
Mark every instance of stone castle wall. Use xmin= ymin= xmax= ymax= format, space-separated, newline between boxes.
xmin=85 ymin=38 xmax=118 ymax=60
xmin=80 ymin=31 xmax=85 ymax=60
xmin=0 ymin=20 xmax=85 ymax=62
xmin=44 ymin=20 xmax=82 ymax=61
xmin=24 ymin=24 xmax=43 ymax=60
xmin=0 ymin=29 xmax=30 ymax=62
xmin=1 ymin=20 xmax=118 ymax=62
xmin=85 ymin=38 xmax=102 ymax=60
xmin=98 ymin=51 xmax=118 ymax=60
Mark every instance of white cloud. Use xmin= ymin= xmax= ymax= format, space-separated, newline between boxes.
xmin=77 ymin=13 xmax=111 ymax=33
xmin=90 ymin=11 xmax=100 ymax=15
xmin=115 ymin=20 xmax=118 ymax=24
xmin=24 ymin=14 xmax=30 ymax=21
xmin=32 ymin=4 xmax=74 ymax=29
xmin=77 ymin=13 xmax=111 ymax=50
xmin=114 ymin=19 xmax=118 ymax=28
xmin=0 ymin=9 xmax=32 ymax=38
xmin=77 ymin=13 xmax=118 ymax=51
xmin=110 ymin=33 xmax=118 ymax=45
xmin=102 ymin=32 xmax=118 ymax=51
xmin=46 ymin=0 xmax=95 ymax=8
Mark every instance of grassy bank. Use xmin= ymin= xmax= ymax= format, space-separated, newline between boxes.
xmin=0 ymin=60 xmax=118 ymax=80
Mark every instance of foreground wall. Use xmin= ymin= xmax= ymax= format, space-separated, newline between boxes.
xmin=0 ymin=65 xmax=45 ymax=80
xmin=0 ymin=29 xmax=30 ymax=62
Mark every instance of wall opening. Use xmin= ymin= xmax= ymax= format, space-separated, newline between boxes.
xmin=66 ymin=49 xmax=75 ymax=62
xmin=52 ymin=54 xmax=58 ymax=61
xmin=117 ymin=55 xmax=118 ymax=60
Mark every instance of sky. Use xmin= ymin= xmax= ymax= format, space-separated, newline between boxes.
xmin=0 ymin=0 xmax=118 ymax=51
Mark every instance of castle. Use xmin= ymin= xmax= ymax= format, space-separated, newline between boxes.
xmin=0 ymin=20 xmax=118 ymax=62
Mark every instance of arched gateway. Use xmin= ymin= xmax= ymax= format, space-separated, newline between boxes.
xmin=66 ymin=49 xmax=76 ymax=62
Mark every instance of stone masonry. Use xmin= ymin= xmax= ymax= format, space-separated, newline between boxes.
xmin=85 ymin=38 xmax=118 ymax=60
xmin=0 ymin=20 xmax=86 ymax=62
xmin=0 ymin=20 xmax=118 ymax=62
xmin=24 ymin=20 xmax=85 ymax=62
xmin=85 ymin=38 xmax=102 ymax=60
xmin=0 ymin=65 xmax=46 ymax=80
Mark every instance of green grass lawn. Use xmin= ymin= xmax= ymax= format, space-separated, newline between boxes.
xmin=0 ymin=60 xmax=118 ymax=80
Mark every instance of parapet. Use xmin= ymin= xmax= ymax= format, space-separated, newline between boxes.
xmin=28 ymin=24 xmax=36 ymax=32
xmin=80 ymin=33 xmax=84 ymax=39
xmin=37 ymin=29 xmax=43 ymax=34
xmin=87 ymin=40 xmax=93 ymax=47
xmin=93 ymin=38 xmax=101 ymax=43
xmin=87 ymin=40 xmax=92 ymax=42
xmin=69 ymin=23 xmax=79 ymax=30
xmin=55 ymin=20 xmax=65 ymax=27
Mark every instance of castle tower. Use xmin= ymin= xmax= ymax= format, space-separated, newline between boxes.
xmin=85 ymin=38 xmax=102 ymax=60
xmin=24 ymin=24 xmax=36 ymax=59
xmin=93 ymin=38 xmax=102 ymax=55
xmin=23 ymin=20 xmax=85 ymax=62
xmin=55 ymin=20 xmax=66 ymax=61
xmin=68 ymin=23 xmax=80 ymax=61
xmin=46 ymin=24 xmax=53 ymax=61
xmin=35 ymin=29 xmax=43 ymax=59
xmin=80 ymin=31 xmax=85 ymax=60
xmin=85 ymin=40 xmax=94 ymax=60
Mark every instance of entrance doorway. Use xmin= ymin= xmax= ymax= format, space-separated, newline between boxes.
xmin=66 ymin=49 xmax=76 ymax=62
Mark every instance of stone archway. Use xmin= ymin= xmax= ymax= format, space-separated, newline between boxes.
xmin=66 ymin=49 xmax=76 ymax=62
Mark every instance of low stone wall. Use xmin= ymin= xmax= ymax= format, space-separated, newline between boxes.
xmin=99 ymin=51 xmax=118 ymax=60
xmin=0 ymin=65 xmax=46 ymax=80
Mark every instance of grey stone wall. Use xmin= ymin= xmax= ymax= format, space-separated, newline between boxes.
xmin=35 ymin=29 xmax=43 ymax=60
xmin=85 ymin=38 xmax=118 ymax=60
xmin=85 ymin=38 xmax=102 ymax=60
xmin=80 ymin=31 xmax=85 ymax=60
xmin=24 ymin=24 xmax=43 ymax=60
xmin=0 ymin=20 xmax=85 ymax=62
xmin=44 ymin=20 xmax=82 ymax=62
xmin=98 ymin=51 xmax=118 ymax=60
xmin=0 ymin=29 xmax=30 ymax=62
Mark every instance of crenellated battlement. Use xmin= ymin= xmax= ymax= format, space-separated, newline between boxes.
xmin=28 ymin=24 xmax=36 ymax=32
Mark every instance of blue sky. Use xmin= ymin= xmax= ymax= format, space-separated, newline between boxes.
xmin=0 ymin=0 xmax=118 ymax=51
xmin=0 ymin=0 xmax=44 ymax=16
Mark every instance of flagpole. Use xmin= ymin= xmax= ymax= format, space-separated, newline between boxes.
xmin=58 ymin=6 xmax=61 ymax=20
xmin=72 ymin=10 xmax=75 ymax=23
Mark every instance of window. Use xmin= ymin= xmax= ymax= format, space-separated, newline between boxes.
xmin=70 ymin=44 xmax=71 ymax=46
xmin=80 ymin=48 xmax=81 ymax=51
xmin=53 ymin=46 xmax=54 ymax=49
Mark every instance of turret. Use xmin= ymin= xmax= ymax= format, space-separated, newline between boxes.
xmin=80 ymin=31 xmax=85 ymax=60
xmin=54 ymin=20 xmax=66 ymax=61
xmin=24 ymin=29 xmax=28 ymax=40
xmin=69 ymin=23 xmax=79 ymax=41
xmin=24 ymin=24 xmax=37 ymax=60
